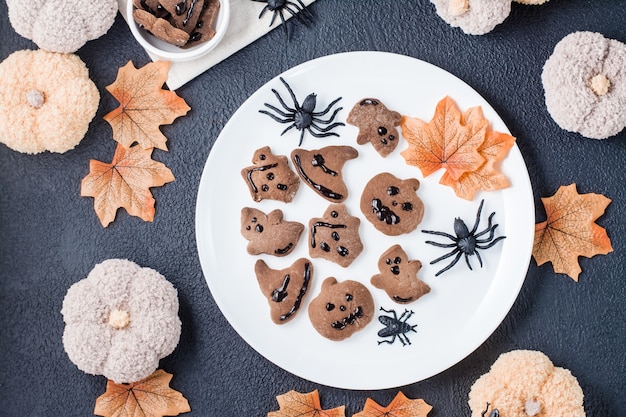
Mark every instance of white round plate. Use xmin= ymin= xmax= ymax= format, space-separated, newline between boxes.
xmin=195 ymin=51 xmax=534 ymax=390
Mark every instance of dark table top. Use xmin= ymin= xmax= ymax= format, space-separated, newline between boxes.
xmin=1 ymin=1 xmax=625 ymax=416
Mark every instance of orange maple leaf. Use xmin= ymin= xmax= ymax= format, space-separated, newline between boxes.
xmin=353 ymin=392 xmax=432 ymax=417
xmin=268 ymin=390 xmax=345 ymax=417
xmin=401 ymin=96 xmax=486 ymax=181
xmin=81 ymin=143 xmax=175 ymax=227
xmin=533 ymin=183 xmax=613 ymax=281
xmin=104 ymin=61 xmax=190 ymax=151
xmin=94 ymin=369 xmax=190 ymax=417
xmin=439 ymin=106 xmax=516 ymax=200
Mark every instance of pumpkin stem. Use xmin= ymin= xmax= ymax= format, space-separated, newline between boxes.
xmin=590 ymin=74 xmax=610 ymax=96
xmin=524 ymin=398 xmax=541 ymax=417
xmin=26 ymin=89 xmax=45 ymax=109
xmin=448 ymin=0 xmax=469 ymax=16
xmin=108 ymin=309 xmax=131 ymax=329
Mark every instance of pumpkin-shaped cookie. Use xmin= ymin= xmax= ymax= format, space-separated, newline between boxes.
xmin=0 ymin=49 xmax=99 ymax=154
xmin=7 ymin=0 xmax=118 ymax=53
xmin=468 ymin=350 xmax=585 ymax=417
xmin=61 ymin=259 xmax=182 ymax=384
xmin=542 ymin=31 xmax=626 ymax=139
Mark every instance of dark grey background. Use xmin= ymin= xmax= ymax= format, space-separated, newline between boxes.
xmin=1 ymin=1 xmax=625 ymax=416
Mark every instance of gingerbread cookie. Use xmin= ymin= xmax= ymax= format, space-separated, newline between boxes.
xmin=371 ymin=245 xmax=430 ymax=304
xmin=241 ymin=207 xmax=303 ymax=256
xmin=308 ymin=277 xmax=375 ymax=341
xmin=347 ymin=98 xmax=402 ymax=157
xmin=360 ymin=172 xmax=425 ymax=236
xmin=241 ymin=146 xmax=300 ymax=203
xmin=291 ymin=146 xmax=358 ymax=202
xmin=309 ymin=204 xmax=363 ymax=268
xmin=255 ymin=258 xmax=313 ymax=324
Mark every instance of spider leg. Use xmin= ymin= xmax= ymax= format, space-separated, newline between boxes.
xmin=295 ymin=0 xmax=315 ymax=21
xmin=422 ymin=229 xmax=457 ymax=240
xmin=261 ymin=102 xmax=294 ymax=119
xmin=269 ymin=86 xmax=298 ymax=114
xmin=259 ymin=109 xmax=294 ymax=125
xmin=298 ymin=129 xmax=305 ymax=146
xmin=312 ymin=107 xmax=343 ymax=126
xmin=312 ymin=97 xmax=343 ymax=117
xmin=257 ymin=4 xmax=270 ymax=19
xmin=475 ymin=224 xmax=499 ymax=244
xmin=279 ymin=77 xmax=301 ymax=110
xmin=434 ymin=251 xmax=462 ymax=277
xmin=305 ymin=127 xmax=340 ymax=138
xmin=309 ymin=120 xmax=345 ymax=133
xmin=464 ymin=253 xmax=473 ymax=270
xmin=469 ymin=199 xmax=485 ymax=235
xmin=474 ymin=212 xmax=496 ymax=238
xmin=281 ymin=124 xmax=298 ymax=136
xmin=424 ymin=240 xmax=457 ymax=248
xmin=430 ymin=247 xmax=460 ymax=264
xmin=283 ymin=3 xmax=312 ymax=26
xmin=476 ymin=235 xmax=506 ymax=249
xmin=475 ymin=250 xmax=483 ymax=268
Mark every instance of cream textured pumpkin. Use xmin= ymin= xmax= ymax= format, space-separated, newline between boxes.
xmin=6 ymin=0 xmax=118 ymax=53
xmin=468 ymin=350 xmax=585 ymax=417
xmin=61 ymin=259 xmax=182 ymax=384
xmin=0 ymin=49 xmax=99 ymax=154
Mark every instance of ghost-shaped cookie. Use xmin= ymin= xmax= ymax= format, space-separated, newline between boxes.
xmin=241 ymin=146 xmax=300 ymax=203
xmin=308 ymin=277 xmax=375 ymax=341
xmin=309 ymin=204 xmax=363 ymax=267
xmin=255 ymin=258 xmax=313 ymax=324
xmin=371 ymin=245 xmax=430 ymax=304
xmin=241 ymin=207 xmax=303 ymax=256
xmin=347 ymin=98 xmax=402 ymax=157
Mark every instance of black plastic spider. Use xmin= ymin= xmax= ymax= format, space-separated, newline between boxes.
xmin=251 ymin=0 xmax=313 ymax=39
xmin=422 ymin=199 xmax=506 ymax=277
xmin=259 ymin=77 xmax=345 ymax=146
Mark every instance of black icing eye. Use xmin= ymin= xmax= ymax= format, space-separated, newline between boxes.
xmin=386 ymin=258 xmax=392 ymax=265
xmin=259 ymin=154 xmax=266 ymax=160
xmin=320 ymin=242 xmax=330 ymax=252
xmin=377 ymin=126 xmax=388 ymax=136
xmin=267 ymin=173 xmax=274 ymax=180
xmin=345 ymin=293 xmax=353 ymax=302
xmin=394 ymin=257 xmax=402 ymax=264
xmin=246 ymin=225 xmax=251 ymax=230
xmin=255 ymin=224 xmax=264 ymax=233
xmin=331 ymin=231 xmax=340 ymax=241
xmin=387 ymin=186 xmax=400 ymax=196
xmin=402 ymin=202 xmax=413 ymax=211
xmin=326 ymin=303 xmax=335 ymax=311
xmin=262 ymin=184 xmax=269 ymax=192
xmin=340 ymin=305 xmax=346 ymax=311
xmin=331 ymin=211 xmax=339 ymax=218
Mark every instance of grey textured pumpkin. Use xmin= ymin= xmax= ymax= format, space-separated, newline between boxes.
xmin=7 ymin=0 xmax=118 ymax=53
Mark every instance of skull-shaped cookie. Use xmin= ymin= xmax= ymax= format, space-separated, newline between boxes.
xmin=308 ymin=277 xmax=375 ymax=341
xmin=241 ymin=146 xmax=300 ymax=203
xmin=360 ymin=172 xmax=425 ymax=236
xmin=371 ymin=245 xmax=430 ymax=304
xmin=347 ymin=98 xmax=402 ymax=157
xmin=309 ymin=204 xmax=363 ymax=267
xmin=255 ymin=258 xmax=313 ymax=324
xmin=241 ymin=207 xmax=303 ymax=256
xmin=291 ymin=146 xmax=358 ymax=202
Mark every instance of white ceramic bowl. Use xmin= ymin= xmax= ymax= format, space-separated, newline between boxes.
xmin=127 ymin=0 xmax=230 ymax=62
